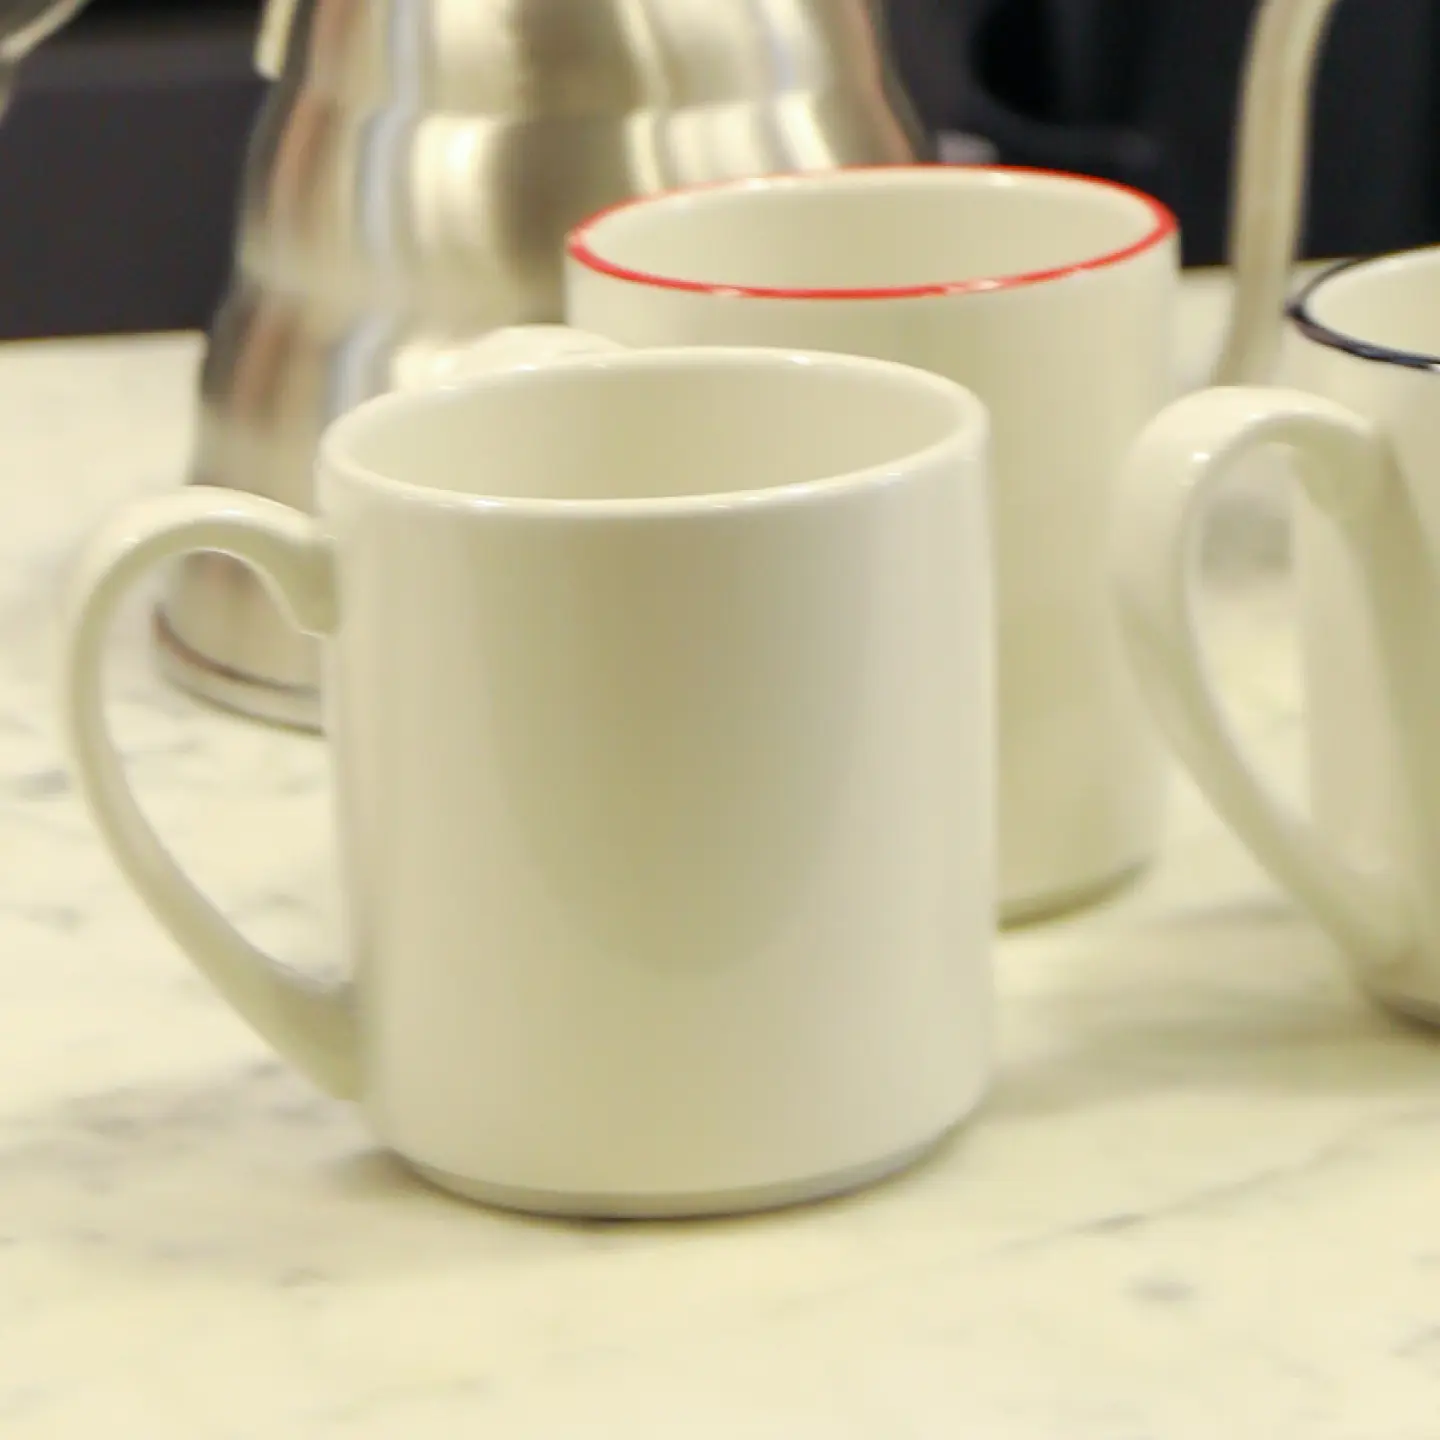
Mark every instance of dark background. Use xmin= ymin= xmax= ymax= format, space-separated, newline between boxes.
xmin=1 ymin=0 xmax=1436 ymax=339
xmin=0 ymin=0 xmax=262 ymax=338
xmin=887 ymin=0 xmax=1440 ymax=272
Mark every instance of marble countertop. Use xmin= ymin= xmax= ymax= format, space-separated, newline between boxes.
xmin=3 ymin=278 xmax=1440 ymax=1438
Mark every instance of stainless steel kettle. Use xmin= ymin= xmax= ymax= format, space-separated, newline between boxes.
xmin=154 ymin=0 xmax=926 ymax=729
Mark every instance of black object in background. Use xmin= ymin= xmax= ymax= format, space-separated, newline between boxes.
xmin=885 ymin=0 xmax=1440 ymax=268
xmin=0 ymin=0 xmax=263 ymax=340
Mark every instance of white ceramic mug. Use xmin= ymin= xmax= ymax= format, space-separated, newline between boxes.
xmin=446 ymin=166 xmax=1180 ymax=921
xmin=1114 ymin=245 xmax=1440 ymax=1025
xmin=63 ymin=346 xmax=996 ymax=1216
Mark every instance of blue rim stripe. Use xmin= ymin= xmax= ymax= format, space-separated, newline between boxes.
xmin=1287 ymin=253 xmax=1440 ymax=373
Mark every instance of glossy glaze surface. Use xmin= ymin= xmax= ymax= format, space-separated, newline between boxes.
xmin=65 ymin=347 xmax=995 ymax=1213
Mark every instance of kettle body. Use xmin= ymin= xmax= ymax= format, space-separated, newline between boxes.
xmin=155 ymin=0 xmax=925 ymax=727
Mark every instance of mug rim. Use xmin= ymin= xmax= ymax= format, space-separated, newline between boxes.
xmin=320 ymin=345 xmax=987 ymax=519
xmin=1288 ymin=248 xmax=1440 ymax=373
xmin=565 ymin=164 xmax=1178 ymax=302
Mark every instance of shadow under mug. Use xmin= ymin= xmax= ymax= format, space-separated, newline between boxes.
xmin=62 ymin=345 xmax=997 ymax=1217
xmin=1115 ymin=244 xmax=1440 ymax=1026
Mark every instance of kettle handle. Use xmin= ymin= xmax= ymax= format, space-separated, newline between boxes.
xmin=1215 ymin=0 xmax=1342 ymax=384
xmin=1113 ymin=385 xmax=1414 ymax=972
xmin=60 ymin=490 xmax=360 ymax=1099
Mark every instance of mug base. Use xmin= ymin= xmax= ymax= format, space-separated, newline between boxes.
xmin=1001 ymin=857 xmax=1152 ymax=929
xmin=400 ymin=1127 xmax=961 ymax=1221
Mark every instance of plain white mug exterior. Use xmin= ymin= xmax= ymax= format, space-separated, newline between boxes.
xmin=61 ymin=346 xmax=997 ymax=1216
xmin=1114 ymin=246 xmax=1440 ymax=1024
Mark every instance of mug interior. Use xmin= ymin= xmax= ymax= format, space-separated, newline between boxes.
xmin=1292 ymin=246 xmax=1440 ymax=368
xmin=568 ymin=168 xmax=1175 ymax=298
xmin=327 ymin=351 xmax=973 ymax=506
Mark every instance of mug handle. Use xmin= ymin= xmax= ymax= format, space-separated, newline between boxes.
xmin=1112 ymin=384 xmax=1418 ymax=974
xmin=419 ymin=326 xmax=626 ymax=390
xmin=60 ymin=490 xmax=360 ymax=1098
xmin=1216 ymin=0 xmax=1340 ymax=384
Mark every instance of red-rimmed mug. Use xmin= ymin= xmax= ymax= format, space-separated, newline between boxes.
xmin=444 ymin=166 xmax=1188 ymax=922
